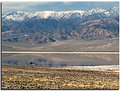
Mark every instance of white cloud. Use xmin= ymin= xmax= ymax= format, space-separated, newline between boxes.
xmin=63 ymin=2 xmax=72 ymax=5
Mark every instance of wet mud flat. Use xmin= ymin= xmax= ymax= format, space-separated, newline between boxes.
xmin=2 ymin=65 xmax=119 ymax=90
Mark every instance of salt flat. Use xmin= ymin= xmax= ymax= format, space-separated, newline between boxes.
xmin=53 ymin=65 xmax=119 ymax=72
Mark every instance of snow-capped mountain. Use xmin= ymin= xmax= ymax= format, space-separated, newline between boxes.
xmin=2 ymin=7 xmax=119 ymax=21
xmin=2 ymin=10 xmax=85 ymax=21
xmin=2 ymin=6 xmax=119 ymax=43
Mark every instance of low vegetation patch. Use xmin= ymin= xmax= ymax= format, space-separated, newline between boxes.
xmin=2 ymin=66 xmax=119 ymax=90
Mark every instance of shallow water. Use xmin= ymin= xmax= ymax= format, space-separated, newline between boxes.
xmin=2 ymin=53 xmax=119 ymax=66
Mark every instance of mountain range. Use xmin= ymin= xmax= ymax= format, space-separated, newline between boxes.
xmin=2 ymin=7 xmax=119 ymax=44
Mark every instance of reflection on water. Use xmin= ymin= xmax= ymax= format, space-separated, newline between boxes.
xmin=2 ymin=53 xmax=119 ymax=66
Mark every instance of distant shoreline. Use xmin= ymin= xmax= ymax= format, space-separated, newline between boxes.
xmin=2 ymin=51 xmax=119 ymax=54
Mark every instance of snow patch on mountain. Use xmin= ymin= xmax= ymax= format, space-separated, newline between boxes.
xmin=2 ymin=7 xmax=119 ymax=21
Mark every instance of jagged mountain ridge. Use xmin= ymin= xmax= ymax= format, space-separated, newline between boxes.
xmin=3 ymin=7 xmax=119 ymax=21
xmin=2 ymin=7 xmax=119 ymax=44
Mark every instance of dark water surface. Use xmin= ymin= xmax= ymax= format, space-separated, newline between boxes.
xmin=2 ymin=53 xmax=119 ymax=66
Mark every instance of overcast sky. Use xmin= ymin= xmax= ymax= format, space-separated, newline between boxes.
xmin=2 ymin=2 xmax=119 ymax=14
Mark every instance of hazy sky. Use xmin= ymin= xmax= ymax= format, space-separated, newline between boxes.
xmin=2 ymin=2 xmax=119 ymax=14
